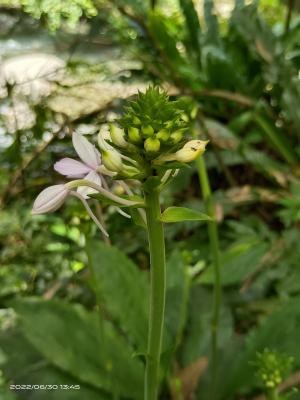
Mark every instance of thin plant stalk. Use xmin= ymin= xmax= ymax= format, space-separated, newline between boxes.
xmin=196 ymin=156 xmax=222 ymax=383
xmin=144 ymin=187 xmax=166 ymax=400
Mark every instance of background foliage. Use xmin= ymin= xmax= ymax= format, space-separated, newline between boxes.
xmin=1 ymin=0 xmax=300 ymax=399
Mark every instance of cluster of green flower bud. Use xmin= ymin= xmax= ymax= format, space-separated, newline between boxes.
xmin=254 ymin=349 xmax=294 ymax=390
xmin=97 ymin=87 xmax=208 ymax=180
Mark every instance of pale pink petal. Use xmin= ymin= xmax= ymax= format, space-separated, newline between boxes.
xmin=32 ymin=184 xmax=69 ymax=214
xmin=77 ymin=170 xmax=102 ymax=199
xmin=54 ymin=158 xmax=91 ymax=178
xmin=72 ymin=132 xmax=101 ymax=169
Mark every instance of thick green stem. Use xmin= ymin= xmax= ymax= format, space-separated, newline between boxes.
xmin=268 ymin=388 xmax=279 ymax=400
xmin=196 ymin=156 xmax=222 ymax=382
xmin=144 ymin=188 xmax=166 ymax=400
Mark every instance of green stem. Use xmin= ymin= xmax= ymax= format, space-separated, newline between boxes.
xmin=268 ymin=388 xmax=279 ymax=400
xmin=196 ymin=156 xmax=222 ymax=384
xmin=144 ymin=188 xmax=166 ymax=400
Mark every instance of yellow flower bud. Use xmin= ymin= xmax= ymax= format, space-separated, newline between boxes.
xmin=144 ymin=137 xmax=160 ymax=153
xmin=113 ymin=183 xmax=125 ymax=196
xmin=175 ymin=140 xmax=208 ymax=162
xmin=128 ymin=127 xmax=141 ymax=143
xmin=109 ymin=124 xmax=127 ymax=148
xmin=153 ymin=140 xmax=208 ymax=165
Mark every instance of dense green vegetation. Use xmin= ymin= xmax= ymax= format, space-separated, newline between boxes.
xmin=1 ymin=0 xmax=300 ymax=399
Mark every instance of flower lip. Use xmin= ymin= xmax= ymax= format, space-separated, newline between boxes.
xmin=32 ymin=184 xmax=69 ymax=215
xmin=77 ymin=170 xmax=102 ymax=199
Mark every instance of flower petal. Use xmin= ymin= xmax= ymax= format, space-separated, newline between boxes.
xmin=32 ymin=184 xmax=69 ymax=214
xmin=54 ymin=158 xmax=91 ymax=178
xmin=77 ymin=170 xmax=102 ymax=199
xmin=72 ymin=132 xmax=101 ymax=169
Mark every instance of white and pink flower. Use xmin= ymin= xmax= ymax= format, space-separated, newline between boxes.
xmin=54 ymin=132 xmax=102 ymax=198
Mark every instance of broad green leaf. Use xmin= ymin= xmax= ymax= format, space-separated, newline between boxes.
xmin=164 ymin=250 xmax=190 ymax=351
xmin=86 ymin=240 xmax=149 ymax=352
xmin=0 ymin=390 xmax=18 ymax=400
xmin=181 ymin=287 xmax=233 ymax=366
xmin=0 ymin=329 xmax=108 ymax=400
xmin=11 ymin=299 xmax=144 ymax=399
xmin=160 ymin=207 xmax=212 ymax=223
xmin=199 ymin=238 xmax=269 ymax=286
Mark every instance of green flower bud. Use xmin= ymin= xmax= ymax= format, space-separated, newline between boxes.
xmin=181 ymin=113 xmax=189 ymax=123
xmin=156 ymin=129 xmax=170 ymax=142
xmin=121 ymin=165 xmax=142 ymax=178
xmin=128 ymin=127 xmax=141 ymax=143
xmin=190 ymin=106 xmax=198 ymax=119
xmin=133 ymin=116 xmax=141 ymax=125
xmin=165 ymin=121 xmax=173 ymax=129
xmin=109 ymin=124 xmax=127 ymax=148
xmin=102 ymin=150 xmax=123 ymax=172
xmin=98 ymin=128 xmax=112 ymax=151
xmin=266 ymin=381 xmax=275 ymax=388
xmin=141 ymin=125 xmax=154 ymax=137
xmin=170 ymin=130 xmax=184 ymax=144
xmin=144 ymin=137 xmax=160 ymax=153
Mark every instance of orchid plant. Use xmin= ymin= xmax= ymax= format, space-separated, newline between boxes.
xmin=32 ymin=87 xmax=209 ymax=400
